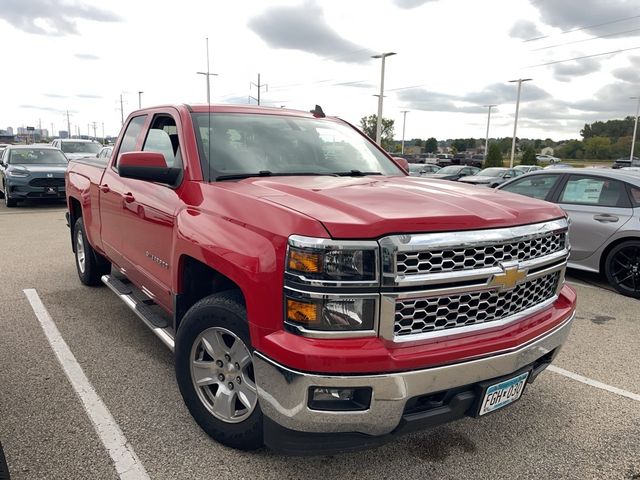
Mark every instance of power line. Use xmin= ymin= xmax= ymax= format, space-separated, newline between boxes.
xmin=523 ymin=14 xmax=640 ymax=43
xmin=531 ymin=26 xmax=640 ymax=52
xmin=526 ymin=44 xmax=640 ymax=68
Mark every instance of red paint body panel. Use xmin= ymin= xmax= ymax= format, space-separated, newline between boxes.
xmin=65 ymin=104 xmax=576 ymax=378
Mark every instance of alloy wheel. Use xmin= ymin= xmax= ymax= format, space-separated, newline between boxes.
xmin=76 ymin=228 xmax=86 ymax=274
xmin=609 ymin=245 xmax=640 ymax=295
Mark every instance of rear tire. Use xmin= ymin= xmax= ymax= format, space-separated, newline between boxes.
xmin=0 ymin=441 xmax=10 ymax=480
xmin=604 ymin=240 xmax=640 ymax=298
xmin=175 ymin=291 xmax=263 ymax=451
xmin=73 ymin=218 xmax=111 ymax=286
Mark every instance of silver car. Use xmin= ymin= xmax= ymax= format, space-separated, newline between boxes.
xmin=498 ymin=168 xmax=640 ymax=298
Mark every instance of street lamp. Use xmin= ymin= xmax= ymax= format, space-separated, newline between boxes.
xmin=138 ymin=91 xmax=144 ymax=109
xmin=508 ymin=78 xmax=532 ymax=168
xmin=196 ymin=37 xmax=218 ymax=104
xmin=630 ymin=96 xmax=640 ymax=161
xmin=400 ymin=110 xmax=409 ymax=154
xmin=372 ymin=52 xmax=396 ymax=145
xmin=483 ymin=104 xmax=497 ymax=160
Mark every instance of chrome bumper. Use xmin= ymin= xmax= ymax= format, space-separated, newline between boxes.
xmin=254 ymin=312 xmax=574 ymax=436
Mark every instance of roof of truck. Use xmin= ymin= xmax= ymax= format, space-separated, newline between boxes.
xmin=131 ymin=104 xmax=323 ymax=119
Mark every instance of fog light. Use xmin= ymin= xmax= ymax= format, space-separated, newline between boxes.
xmin=308 ymin=387 xmax=372 ymax=411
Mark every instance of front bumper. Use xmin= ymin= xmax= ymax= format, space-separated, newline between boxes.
xmin=255 ymin=311 xmax=574 ymax=453
xmin=6 ymin=178 xmax=65 ymax=199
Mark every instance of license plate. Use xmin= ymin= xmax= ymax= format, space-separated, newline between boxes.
xmin=45 ymin=187 xmax=57 ymax=194
xmin=479 ymin=371 xmax=529 ymax=416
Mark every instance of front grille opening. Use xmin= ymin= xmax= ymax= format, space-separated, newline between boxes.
xmin=394 ymin=272 xmax=560 ymax=337
xmin=403 ymin=386 xmax=472 ymax=416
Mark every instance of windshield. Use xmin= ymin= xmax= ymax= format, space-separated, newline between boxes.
xmin=438 ymin=166 xmax=463 ymax=174
xmin=60 ymin=142 xmax=101 ymax=154
xmin=408 ymin=164 xmax=424 ymax=173
xmin=9 ymin=148 xmax=68 ymax=165
xmin=192 ymin=113 xmax=403 ymax=179
xmin=478 ymin=168 xmax=505 ymax=176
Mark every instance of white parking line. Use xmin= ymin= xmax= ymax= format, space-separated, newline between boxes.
xmin=23 ymin=289 xmax=151 ymax=480
xmin=548 ymin=365 xmax=640 ymax=402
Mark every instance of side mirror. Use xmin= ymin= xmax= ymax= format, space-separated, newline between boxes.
xmin=118 ymin=151 xmax=181 ymax=185
xmin=392 ymin=157 xmax=410 ymax=174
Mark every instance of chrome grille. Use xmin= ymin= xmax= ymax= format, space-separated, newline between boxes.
xmin=394 ymin=272 xmax=560 ymax=337
xmin=396 ymin=231 xmax=566 ymax=276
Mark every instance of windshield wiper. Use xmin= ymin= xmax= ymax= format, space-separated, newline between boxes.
xmin=215 ymin=171 xmax=340 ymax=181
xmin=334 ymin=170 xmax=383 ymax=177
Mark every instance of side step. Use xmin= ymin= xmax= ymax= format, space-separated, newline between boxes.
xmin=101 ymin=274 xmax=175 ymax=352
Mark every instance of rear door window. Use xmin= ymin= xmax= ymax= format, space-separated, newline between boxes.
xmin=559 ymin=175 xmax=629 ymax=207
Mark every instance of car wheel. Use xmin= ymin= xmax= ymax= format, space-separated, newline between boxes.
xmin=175 ymin=291 xmax=263 ymax=451
xmin=73 ymin=218 xmax=111 ymax=286
xmin=604 ymin=240 xmax=640 ymax=299
xmin=0 ymin=440 xmax=10 ymax=480
xmin=3 ymin=184 xmax=16 ymax=207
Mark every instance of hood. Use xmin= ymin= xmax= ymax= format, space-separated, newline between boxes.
xmin=459 ymin=175 xmax=497 ymax=184
xmin=10 ymin=164 xmax=67 ymax=175
xmin=215 ymin=175 xmax=565 ymax=238
xmin=63 ymin=153 xmax=94 ymax=160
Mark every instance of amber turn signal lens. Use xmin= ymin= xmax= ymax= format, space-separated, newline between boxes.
xmin=286 ymin=299 xmax=319 ymax=324
xmin=288 ymin=249 xmax=322 ymax=273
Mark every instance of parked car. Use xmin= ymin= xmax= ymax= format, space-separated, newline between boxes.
xmin=612 ymin=157 xmax=640 ymax=169
xmin=515 ymin=165 xmax=543 ymax=174
xmin=468 ymin=154 xmax=484 ymax=168
xmin=498 ymin=168 xmax=640 ymax=298
xmin=0 ymin=145 xmax=68 ymax=207
xmin=407 ymin=163 xmax=441 ymax=176
xmin=96 ymin=146 xmax=113 ymax=161
xmin=458 ymin=167 xmax=518 ymax=187
xmin=536 ymin=154 xmax=560 ymax=164
xmin=420 ymin=165 xmax=480 ymax=181
xmin=51 ymin=138 xmax=102 ymax=161
xmin=435 ymin=153 xmax=453 ymax=166
xmin=621 ymin=167 xmax=640 ymax=173
xmin=65 ymin=103 xmax=575 ymax=454
xmin=544 ymin=163 xmax=573 ymax=169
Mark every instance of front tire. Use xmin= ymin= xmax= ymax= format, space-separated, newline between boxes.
xmin=175 ymin=291 xmax=263 ymax=451
xmin=73 ymin=218 xmax=111 ymax=286
xmin=3 ymin=184 xmax=16 ymax=207
xmin=604 ymin=240 xmax=640 ymax=298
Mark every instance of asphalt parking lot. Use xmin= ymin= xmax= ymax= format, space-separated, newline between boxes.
xmin=1 ymin=200 xmax=639 ymax=480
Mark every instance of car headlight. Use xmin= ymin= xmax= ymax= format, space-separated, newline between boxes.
xmin=286 ymin=235 xmax=378 ymax=284
xmin=7 ymin=170 xmax=29 ymax=177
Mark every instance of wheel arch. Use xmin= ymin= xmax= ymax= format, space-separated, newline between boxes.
xmin=599 ymin=235 xmax=640 ymax=274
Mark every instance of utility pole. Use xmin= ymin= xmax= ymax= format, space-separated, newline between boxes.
xmin=630 ymin=96 xmax=640 ymax=161
xmin=51 ymin=122 xmax=54 ymax=139
xmin=138 ymin=91 xmax=143 ymax=109
xmin=400 ymin=110 xmax=409 ymax=154
xmin=196 ymin=37 xmax=218 ymax=104
xmin=87 ymin=123 xmax=90 ymax=137
xmin=102 ymin=122 xmax=105 ymax=144
xmin=250 ymin=73 xmax=268 ymax=105
xmin=120 ymin=94 xmax=124 ymax=126
xmin=66 ymin=110 xmax=71 ymax=139
xmin=483 ymin=104 xmax=497 ymax=160
xmin=372 ymin=52 xmax=396 ymax=146
xmin=92 ymin=121 xmax=97 ymax=140
xmin=508 ymin=78 xmax=532 ymax=168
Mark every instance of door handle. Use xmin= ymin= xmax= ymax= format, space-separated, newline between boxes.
xmin=99 ymin=184 xmax=110 ymax=193
xmin=123 ymin=192 xmax=135 ymax=203
xmin=593 ymin=214 xmax=619 ymax=222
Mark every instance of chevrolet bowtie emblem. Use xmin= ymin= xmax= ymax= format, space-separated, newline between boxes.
xmin=488 ymin=265 xmax=527 ymax=290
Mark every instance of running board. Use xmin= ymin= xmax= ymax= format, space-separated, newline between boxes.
xmin=101 ymin=274 xmax=175 ymax=352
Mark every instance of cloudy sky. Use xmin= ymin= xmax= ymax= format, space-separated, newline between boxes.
xmin=2 ymin=0 xmax=640 ymax=141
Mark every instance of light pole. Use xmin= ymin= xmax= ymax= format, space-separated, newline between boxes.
xmin=138 ymin=91 xmax=144 ymax=109
xmin=196 ymin=37 xmax=218 ymax=104
xmin=483 ymin=104 xmax=497 ymax=161
xmin=508 ymin=78 xmax=532 ymax=167
xmin=372 ymin=52 xmax=396 ymax=145
xmin=400 ymin=110 xmax=409 ymax=154
xmin=630 ymin=96 xmax=640 ymax=160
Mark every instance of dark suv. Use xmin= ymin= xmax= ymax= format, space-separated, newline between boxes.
xmin=612 ymin=157 xmax=640 ymax=169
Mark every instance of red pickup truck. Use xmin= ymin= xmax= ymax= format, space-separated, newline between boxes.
xmin=65 ymin=104 xmax=576 ymax=454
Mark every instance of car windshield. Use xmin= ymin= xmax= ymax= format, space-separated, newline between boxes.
xmin=408 ymin=164 xmax=424 ymax=173
xmin=9 ymin=148 xmax=68 ymax=165
xmin=60 ymin=142 xmax=101 ymax=154
xmin=478 ymin=168 xmax=505 ymax=176
xmin=192 ymin=113 xmax=403 ymax=180
xmin=438 ymin=166 xmax=463 ymax=174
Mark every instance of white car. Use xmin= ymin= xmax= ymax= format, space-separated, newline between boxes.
xmin=535 ymin=154 xmax=559 ymax=164
xmin=51 ymin=138 xmax=102 ymax=161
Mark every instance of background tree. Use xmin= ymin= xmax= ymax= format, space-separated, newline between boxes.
xmin=411 ymin=138 xmax=424 ymax=147
xmin=484 ymin=143 xmax=503 ymax=167
xmin=359 ymin=114 xmax=395 ymax=150
xmin=584 ymin=136 xmax=612 ymax=160
xmin=556 ymin=140 xmax=585 ymax=159
xmin=520 ymin=145 xmax=538 ymax=165
xmin=424 ymin=137 xmax=438 ymax=153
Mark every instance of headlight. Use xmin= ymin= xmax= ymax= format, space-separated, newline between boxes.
xmin=285 ymin=290 xmax=377 ymax=334
xmin=7 ymin=170 xmax=29 ymax=177
xmin=286 ymin=235 xmax=378 ymax=284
